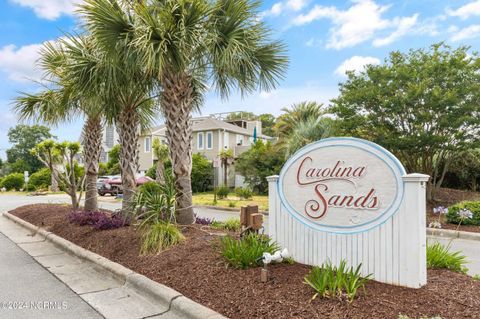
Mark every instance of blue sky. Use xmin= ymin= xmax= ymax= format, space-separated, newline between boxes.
xmin=0 ymin=0 xmax=479 ymax=158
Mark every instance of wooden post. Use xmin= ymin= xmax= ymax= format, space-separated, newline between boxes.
xmin=240 ymin=205 xmax=263 ymax=233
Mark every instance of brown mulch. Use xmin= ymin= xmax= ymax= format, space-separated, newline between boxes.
xmin=427 ymin=187 xmax=480 ymax=233
xmin=9 ymin=204 xmax=480 ymax=319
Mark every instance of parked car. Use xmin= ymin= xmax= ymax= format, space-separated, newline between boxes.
xmin=97 ymin=176 xmax=154 ymax=196
xmin=96 ymin=175 xmax=116 ymax=189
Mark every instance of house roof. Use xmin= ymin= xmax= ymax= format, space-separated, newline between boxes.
xmin=148 ymin=116 xmax=271 ymax=139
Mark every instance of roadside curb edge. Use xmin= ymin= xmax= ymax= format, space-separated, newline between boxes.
xmin=427 ymin=227 xmax=480 ymax=241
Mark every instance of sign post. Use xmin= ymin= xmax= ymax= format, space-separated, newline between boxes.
xmin=267 ymin=137 xmax=429 ymax=288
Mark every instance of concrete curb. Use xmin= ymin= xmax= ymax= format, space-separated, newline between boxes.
xmin=427 ymin=227 xmax=480 ymax=241
xmin=3 ymin=212 xmax=227 ymax=319
xmin=194 ymin=205 xmax=269 ymax=215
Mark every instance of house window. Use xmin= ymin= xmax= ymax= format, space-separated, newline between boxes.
xmin=206 ymin=131 xmax=213 ymax=149
xmin=236 ymin=134 xmax=244 ymax=146
xmin=223 ymin=131 xmax=229 ymax=149
xmin=197 ymin=132 xmax=204 ymax=150
xmin=144 ymin=137 xmax=151 ymax=152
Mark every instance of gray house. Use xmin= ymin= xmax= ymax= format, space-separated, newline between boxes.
xmin=138 ymin=116 xmax=271 ymax=187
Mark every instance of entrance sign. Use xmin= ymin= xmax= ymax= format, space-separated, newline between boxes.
xmin=278 ymin=138 xmax=404 ymax=233
xmin=268 ymin=137 xmax=429 ymax=288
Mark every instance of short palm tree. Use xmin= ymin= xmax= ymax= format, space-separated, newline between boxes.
xmin=284 ymin=116 xmax=333 ymax=157
xmin=274 ymin=101 xmax=325 ymax=137
xmin=15 ymin=40 xmax=104 ymax=212
xmin=80 ymin=0 xmax=288 ymax=224
xmin=219 ymin=149 xmax=234 ymax=186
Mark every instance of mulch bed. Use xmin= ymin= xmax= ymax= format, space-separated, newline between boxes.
xmin=10 ymin=204 xmax=480 ymax=319
xmin=427 ymin=187 xmax=480 ymax=234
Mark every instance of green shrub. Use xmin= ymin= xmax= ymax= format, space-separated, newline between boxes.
xmin=228 ymin=201 xmax=236 ymax=208
xmin=235 ymin=187 xmax=253 ymax=199
xmin=26 ymin=168 xmax=51 ymax=191
xmin=140 ymin=222 xmax=184 ymax=255
xmin=211 ymin=218 xmax=241 ymax=231
xmin=191 ymin=153 xmax=214 ymax=193
xmin=426 ymin=242 xmax=468 ymax=273
xmin=216 ymin=186 xmax=230 ymax=199
xmin=131 ymin=176 xmax=176 ymax=226
xmin=138 ymin=181 xmax=162 ymax=195
xmin=219 ymin=233 xmax=279 ymax=269
xmin=446 ymin=201 xmax=480 ymax=225
xmin=304 ymin=260 xmax=370 ymax=303
xmin=1 ymin=173 xmax=25 ymax=191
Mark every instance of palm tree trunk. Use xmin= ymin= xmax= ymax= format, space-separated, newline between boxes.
xmin=83 ymin=116 xmax=102 ymax=212
xmin=116 ymin=106 xmax=140 ymax=211
xmin=162 ymin=71 xmax=194 ymax=224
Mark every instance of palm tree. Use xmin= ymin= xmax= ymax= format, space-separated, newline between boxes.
xmin=55 ymin=36 xmax=157 ymax=211
xmin=152 ymin=138 xmax=169 ymax=185
xmin=274 ymin=101 xmax=325 ymax=137
xmin=15 ymin=40 xmax=104 ymax=212
xmin=219 ymin=149 xmax=234 ymax=186
xmin=79 ymin=0 xmax=288 ymax=224
xmin=284 ymin=117 xmax=333 ymax=157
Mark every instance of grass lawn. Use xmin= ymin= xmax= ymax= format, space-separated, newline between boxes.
xmin=192 ymin=192 xmax=268 ymax=211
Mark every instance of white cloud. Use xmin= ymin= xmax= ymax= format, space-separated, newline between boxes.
xmin=373 ymin=14 xmax=418 ymax=47
xmin=261 ymin=0 xmax=307 ymax=18
xmin=447 ymin=0 xmax=480 ymax=20
xmin=334 ymin=56 xmax=380 ymax=77
xmin=450 ymin=24 xmax=480 ymax=41
xmin=292 ymin=0 xmax=419 ymax=49
xmin=11 ymin=0 xmax=78 ymax=20
xmin=286 ymin=0 xmax=307 ymax=12
xmin=0 ymin=43 xmax=44 ymax=82
xmin=305 ymin=37 xmax=322 ymax=47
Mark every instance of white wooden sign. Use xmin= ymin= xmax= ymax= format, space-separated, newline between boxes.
xmin=268 ymin=137 xmax=429 ymax=288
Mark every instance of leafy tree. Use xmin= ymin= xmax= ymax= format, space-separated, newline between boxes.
xmin=331 ymin=43 xmax=480 ymax=200
xmin=444 ymin=149 xmax=480 ymax=191
xmin=226 ymin=112 xmax=257 ymax=120
xmin=236 ymin=141 xmax=285 ymax=194
xmin=191 ymin=153 xmax=214 ymax=193
xmin=8 ymin=159 xmax=29 ymax=174
xmin=274 ymin=101 xmax=324 ymax=137
xmin=80 ymin=0 xmax=288 ymax=224
xmin=106 ymin=145 xmax=121 ymax=175
xmin=153 ymin=138 xmax=170 ymax=185
xmin=33 ymin=140 xmax=85 ymax=210
xmin=6 ymin=125 xmax=54 ymax=173
xmin=258 ymin=113 xmax=276 ymax=137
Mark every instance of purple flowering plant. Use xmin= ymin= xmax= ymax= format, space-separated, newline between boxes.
xmin=68 ymin=210 xmax=130 ymax=230
xmin=194 ymin=213 xmax=214 ymax=225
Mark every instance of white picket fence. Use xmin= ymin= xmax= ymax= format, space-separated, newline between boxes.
xmin=267 ymin=173 xmax=429 ymax=288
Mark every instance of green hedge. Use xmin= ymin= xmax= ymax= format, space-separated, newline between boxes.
xmin=446 ymin=201 xmax=480 ymax=226
xmin=1 ymin=173 xmax=25 ymax=191
xmin=26 ymin=168 xmax=51 ymax=191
